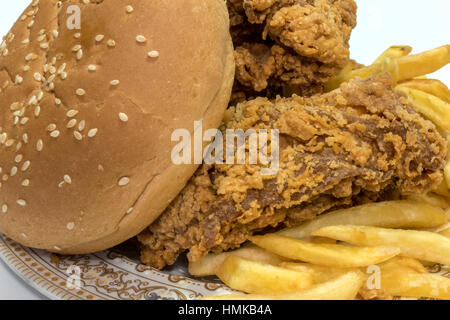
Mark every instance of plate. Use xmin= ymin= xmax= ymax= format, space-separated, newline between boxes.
xmin=1 ymin=232 xmax=449 ymax=300
xmin=0 ymin=233 xmax=233 ymax=300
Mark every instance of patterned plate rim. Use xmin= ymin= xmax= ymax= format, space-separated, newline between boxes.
xmin=0 ymin=233 xmax=233 ymax=300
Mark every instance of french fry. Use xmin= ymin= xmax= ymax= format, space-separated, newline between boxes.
xmin=396 ymin=45 xmax=450 ymax=82
xmin=188 ymin=244 xmax=289 ymax=277
xmin=433 ymin=180 xmax=450 ymax=198
xmin=216 ymin=255 xmax=313 ymax=294
xmin=250 ymin=234 xmax=400 ymax=268
xmin=440 ymin=227 xmax=450 ymax=238
xmin=359 ymin=257 xmax=428 ymax=300
xmin=279 ymin=262 xmax=356 ymax=283
xmin=405 ymin=193 xmax=450 ymax=209
xmin=396 ymin=86 xmax=450 ymax=131
xmin=325 ymin=45 xmax=450 ymax=91
xmin=397 ymin=79 xmax=450 ymax=103
xmin=279 ymin=200 xmax=447 ymax=239
xmin=202 ymin=271 xmax=365 ymax=300
xmin=380 ymin=270 xmax=450 ymax=300
xmin=312 ymin=225 xmax=450 ymax=266
xmin=373 ymin=45 xmax=412 ymax=65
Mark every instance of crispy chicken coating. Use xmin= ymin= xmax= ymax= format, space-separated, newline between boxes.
xmin=228 ymin=0 xmax=357 ymax=102
xmin=138 ymin=75 xmax=447 ymax=269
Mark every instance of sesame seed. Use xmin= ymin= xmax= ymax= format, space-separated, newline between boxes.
xmin=127 ymin=207 xmax=134 ymax=214
xmin=40 ymin=42 xmax=49 ymax=49
xmin=17 ymin=199 xmax=27 ymax=207
xmin=67 ymin=222 xmax=75 ymax=230
xmin=78 ymin=120 xmax=85 ymax=131
xmin=88 ymin=128 xmax=98 ymax=138
xmin=88 ymin=64 xmax=97 ymax=71
xmin=5 ymin=139 xmax=14 ymax=147
xmin=107 ymin=39 xmax=116 ymax=47
xmin=21 ymin=161 xmax=30 ymax=172
xmin=148 ymin=50 xmax=159 ymax=58
xmin=1 ymin=204 xmax=7 ymax=213
xmin=47 ymin=123 xmax=57 ymax=131
xmin=15 ymin=75 xmax=23 ymax=84
xmin=10 ymin=166 xmax=18 ymax=176
xmin=74 ymin=131 xmax=83 ymax=140
xmin=64 ymin=174 xmax=72 ymax=184
xmin=118 ymin=177 xmax=130 ymax=186
xmin=58 ymin=181 xmax=65 ymax=188
xmin=36 ymin=139 xmax=43 ymax=151
xmin=66 ymin=109 xmax=79 ymax=117
xmin=98 ymin=164 xmax=104 ymax=171
xmin=53 ymin=246 xmax=61 ymax=251
xmin=74 ymin=32 xmax=81 ymax=39
xmin=20 ymin=117 xmax=29 ymax=125
xmin=95 ymin=34 xmax=104 ymax=42
xmin=119 ymin=112 xmax=129 ymax=122
xmin=52 ymin=30 xmax=59 ymax=38
xmin=34 ymin=106 xmax=41 ymax=117
xmin=67 ymin=119 xmax=77 ymax=128
xmin=34 ymin=72 xmax=42 ymax=81
xmin=72 ymin=44 xmax=81 ymax=52
xmin=22 ymin=179 xmax=30 ymax=186
xmin=15 ymin=154 xmax=23 ymax=163
xmin=126 ymin=5 xmax=134 ymax=13
xmin=55 ymin=98 xmax=61 ymax=105
xmin=76 ymin=88 xmax=85 ymax=96
xmin=50 ymin=130 xmax=60 ymax=138
xmin=23 ymin=65 xmax=30 ymax=71
xmin=22 ymin=133 xmax=28 ymax=143
xmin=110 ymin=80 xmax=120 ymax=86
xmin=136 ymin=35 xmax=147 ymax=43
xmin=76 ymin=49 xmax=83 ymax=60
xmin=21 ymin=233 xmax=27 ymax=238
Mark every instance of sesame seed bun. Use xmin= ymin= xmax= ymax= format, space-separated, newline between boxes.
xmin=0 ymin=0 xmax=234 ymax=253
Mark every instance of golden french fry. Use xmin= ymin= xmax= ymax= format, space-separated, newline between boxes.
xmin=440 ymin=227 xmax=450 ymax=238
xmin=433 ymin=180 xmax=450 ymax=198
xmin=373 ymin=45 xmax=412 ymax=65
xmin=398 ymin=79 xmax=450 ymax=103
xmin=216 ymin=255 xmax=313 ymax=294
xmin=359 ymin=257 xmax=429 ymax=300
xmin=250 ymin=234 xmax=400 ymax=268
xmin=279 ymin=200 xmax=447 ymax=239
xmin=396 ymin=86 xmax=450 ymax=131
xmin=202 ymin=271 xmax=365 ymax=300
xmin=312 ymin=225 xmax=450 ymax=266
xmin=405 ymin=193 xmax=450 ymax=209
xmin=380 ymin=270 xmax=450 ymax=300
xmin=188 ymin=244 xmax=289 ymax=277
xmin=325 ymin=45 xmax=450 ymax=91
xmin=396 ymin=45 xmax=450 ymax=82
xmin=279 ymin=262 xmax=356 ymax=283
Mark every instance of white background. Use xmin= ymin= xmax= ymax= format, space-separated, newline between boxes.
xmin=0 ymin=0 xmax=449 ymax=300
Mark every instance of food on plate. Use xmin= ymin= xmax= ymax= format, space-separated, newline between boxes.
xmin=139 ymin=75 xmax=446 ymax=269
xmin=312 ymin=225 xmax=450 ymax=266
xmin=250 ymin=234 xmax=400 ymax=267
xmin=216 ymin=255 xmax=313 ymax=294
xmin=203 ymin=271 xmax=365 ymax=300
xmin=228 ymin=0 xmax=357 ymax=102
xmin=0 ymin=0 xmax=235 ymax=253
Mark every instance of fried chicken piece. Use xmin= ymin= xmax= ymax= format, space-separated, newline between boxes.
xmin=138 ymin=75 xmax=446 ymax=269
xmin=228 ymin=0 xmax=357 ymax=101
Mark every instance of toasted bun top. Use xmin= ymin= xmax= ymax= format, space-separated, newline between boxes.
xmin=0 ymin=0 xmax=234 ymax=253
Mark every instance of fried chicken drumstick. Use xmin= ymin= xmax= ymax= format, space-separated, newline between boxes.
xmin=138 ymin=75 xmax=447 ymax=269
xmin=228 ymin=0 xmax=358 ymax=103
